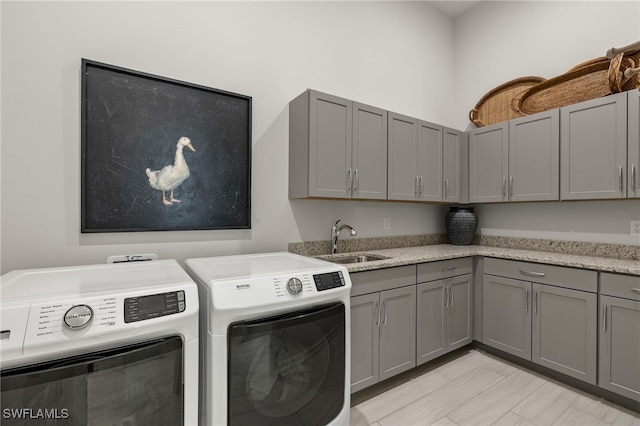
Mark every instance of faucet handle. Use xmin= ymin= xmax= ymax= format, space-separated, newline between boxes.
xmin=333 ymin=219 xmax=341 ymax=228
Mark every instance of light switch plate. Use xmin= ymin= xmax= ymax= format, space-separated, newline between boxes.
xmin=631 ymin=220 xmax=640 ymax=236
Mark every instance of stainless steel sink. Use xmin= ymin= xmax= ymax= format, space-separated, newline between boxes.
xmin=321 ymin=254 xmax=390 ymax=264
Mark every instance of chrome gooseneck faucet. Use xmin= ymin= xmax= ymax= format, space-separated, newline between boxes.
xmin=331 ymin=219 xmax=358 ymax=254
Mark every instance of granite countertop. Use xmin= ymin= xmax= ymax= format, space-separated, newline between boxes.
xmin=316 ymin=244 xmax=640 ymax=276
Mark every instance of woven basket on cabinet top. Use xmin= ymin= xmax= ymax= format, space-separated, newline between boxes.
xmin=468 ymin=76 xmax=545 ymax=127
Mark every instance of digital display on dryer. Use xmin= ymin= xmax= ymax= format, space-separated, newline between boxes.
xmin=124 ymin=290 xmax=185 ymax=323
xmin=313 ymin=271 xmax=345 ymax=291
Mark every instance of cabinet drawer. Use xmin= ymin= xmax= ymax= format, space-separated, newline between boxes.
xmin=417 ymin=257 xmax=472 ymax=283
xmin=484 ymin=258 xmax=597 ymax=293
xmin=350 ymin=265 xmax=416 ymax=297
xmin=601 ymin=273 xmax=640 ymax=301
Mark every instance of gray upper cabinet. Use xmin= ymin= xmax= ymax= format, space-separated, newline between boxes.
xmin=469 ymin=122 xmax=509 ymax=203
xmin=509 ymin=110 xmax=560 ymax=201
xmin=289 ymin=89 xmax=387 ymax=200
xmin=443 ymin=128 xmax=469 ymax=203
xmin=388 ymin=112 xmax=419 ymax=201
xmin=418 ymin=120 xmax=444 ymax=202
xmin=388 ymin=113 xmax=466 ymax=202
xmin=470 ymin=110 xmax=559 ymax=203
xmin=560 ymin=92 xmax=628 ymax=200
xmin=629 ymin=90 xmax=640 ymax=198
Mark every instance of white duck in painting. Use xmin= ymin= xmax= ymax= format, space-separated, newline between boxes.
xmin=146 ymin=136 xmax=196 ymax=205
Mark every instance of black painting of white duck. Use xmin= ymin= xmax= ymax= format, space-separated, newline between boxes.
xmin=146 ymin=136 xmax=196 ymax=205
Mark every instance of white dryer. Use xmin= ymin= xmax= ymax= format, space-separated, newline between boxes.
xmin=185 ymin=252 xmax=351 ymax=426
xmin=0 ymin=259 xmax=199 ymax=426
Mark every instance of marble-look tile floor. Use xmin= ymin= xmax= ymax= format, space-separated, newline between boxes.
xmin=350 ymin=349 xmax=640 ymax=426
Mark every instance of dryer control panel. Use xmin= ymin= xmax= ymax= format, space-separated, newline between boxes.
xmin=313 ymin=271 xmax=346 ymax=291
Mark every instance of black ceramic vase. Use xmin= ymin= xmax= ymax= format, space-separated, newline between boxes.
xmin=445 ymin=206 xmax=477 ymax=245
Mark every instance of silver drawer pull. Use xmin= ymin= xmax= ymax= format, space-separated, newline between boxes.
xmin=519 ymin=269 xmax=546 ymax=278
xmin=442 ymin=267 xmax=456 ymax=272
xmin=631 ymin=288 xmax=640 ymax=294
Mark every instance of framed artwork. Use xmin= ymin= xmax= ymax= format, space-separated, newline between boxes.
xmin=81 ymin=59 xmax=251 ymax=232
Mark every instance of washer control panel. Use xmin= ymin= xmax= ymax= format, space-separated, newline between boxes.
xmin=124 ymin=290 xmax=185 ymax=323
xmin=313 ymin=271 xmax=345 ymax=291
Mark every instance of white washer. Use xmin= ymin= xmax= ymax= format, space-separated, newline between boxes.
xmin=185 ymin=252 xmax=351 ymax=426
xmin=0 ymin=259 xmax=199 ymax=426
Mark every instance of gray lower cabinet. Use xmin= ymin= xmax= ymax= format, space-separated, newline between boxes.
xmin=350 ymin=266 xmax=416 ymax=393
xmin=599 ymin=273 xmax=640 ymax=401
xmin=560 ymin=91 xmax=627 ymax=200
xmin=417 ymin=274 xmax=473 ymax=365
xmin=483 ymin=274 xmax=532 ymax=359
xmin=483 ymin=259 xmax=598 ymax=384
xmin=531 ymin=283 xmax=597 ymax=384
xmin=289 ymin=89 xmax=387 ymax=199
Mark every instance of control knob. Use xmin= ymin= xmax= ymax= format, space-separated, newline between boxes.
xmin=63 ymin=304 xmax=94 ymax=330
xmin=286 ymin=277 xmax=303 ymax=295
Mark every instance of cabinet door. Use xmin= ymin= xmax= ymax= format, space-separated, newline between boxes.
xmin=388 ymin=112 xmax=419 ymax=200
xmin=350 ymin=293 xmax=380 ymax=393
xmin=416 ymin=281 xmax=446 ymax=365
xmin=629 ymin=90 xmax=639 ymax=198
xmin=448 ymin=274 xmax=473 ymax=351
xmin=417 ymin=120 xmax=443 ymax=202
xmin=599 ymin=295 xmax=640 ymax=401
xmin=469 ymin=122 xmax=509 ymax=203
xmin=483 ymin=275 xmax=531 ymax=360
xmin=353 ymin=102 xmax=387 ymax=200
xmin=379 ymin=286 xmax=416 ymax=381
xmin=443 ymin=128 xmax=467 ymax=203
xmin=532 ymin=284 xmax=597 ymax=384
xmin=308 ymin=91 xmax=352 ymax=198
xmin=560 ymin=92 xmax=627 ymax=200
xmin=509 ymin=110 xmax=560 ymax=201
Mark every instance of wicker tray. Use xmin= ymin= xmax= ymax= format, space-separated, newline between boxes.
xmin=608 ymin=50 xmax=640 ymax=93
xmin=513 ymin=61 xmax=611 ymax=116
xmin=469 ymin=76 xmax=546 ymax=127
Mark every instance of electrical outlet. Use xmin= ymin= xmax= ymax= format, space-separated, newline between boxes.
xmin=631 ymin=220 xmax=640 ymax=236
xmin=384 ymin=217 xmax=391 ymax=230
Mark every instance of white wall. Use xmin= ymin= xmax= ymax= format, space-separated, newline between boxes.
xmin=1 ymin=1 xmax=454 ymax=273
xmin=453 ymin=1 xmax=640 ymax=245
xmin=2 ymin=1 xmax=639 ymax=274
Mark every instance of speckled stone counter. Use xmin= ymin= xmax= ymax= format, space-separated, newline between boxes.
xmin=288 ymin=234 xmax=640 ymax=276
xmin=314 ymin=245 xmax=640 ymax=276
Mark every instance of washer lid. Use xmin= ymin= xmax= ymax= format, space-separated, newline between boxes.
xmin=185 ymin=252 xmax=336 ymax=282
xmin=0 ymin=259 xmax=192 ymax=302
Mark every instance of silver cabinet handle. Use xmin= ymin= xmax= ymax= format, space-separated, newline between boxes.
xmin=346 ymin=168 xmax=352 ymax=194
xmin=533 ymin=290 xmax=538 ymax=315
xmin=519 ymin=269 xmax=545 ymax=278
xmin=353 ymin=168 xmax=359 ymax=192
xmin=631 ymin=288 xmax=640 ymax=294
xmin=525 ymin=289 xmax=529 ymax=313
xmin=419 ymin=176 xmax=424 ymax=197
xmin=444 ymin=179 xmax=449 ymax=199
xmin=509 ymin=176 xmax=514 ymax=198
xmin=603 ymin=304 xmax=608 ymax=332
xmin=619 ymin=166 xmax=624 ymax=192
xmin=383 ymin=300 xmax=388 ymax=325
xmin=375 ymin=301 xmax=380 ymax=327
xmin=414 ymin=176 xmax=419 ymax=199
xmin=502 ymin=177 xmax=507 ymax=198
xmin=449 ymin=285 xmax=454 ymax=307
xmin=444 ymin=286 xmax=449 ymax=307
xmin=632 ymin=164 xmax=637 ymax=192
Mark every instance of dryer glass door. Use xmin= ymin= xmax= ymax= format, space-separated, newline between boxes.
xmin=1 ymin=336 xmax=183 ymax=425
xmin=228 ymin=302 xmax=346 ymax=425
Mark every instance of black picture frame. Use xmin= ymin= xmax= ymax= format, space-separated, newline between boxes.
xmin=81 ymin=59 xmax=252 ymax=232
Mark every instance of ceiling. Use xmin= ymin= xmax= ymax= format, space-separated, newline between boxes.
xmin=427 ymin=1 xmax=482 ymax=18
